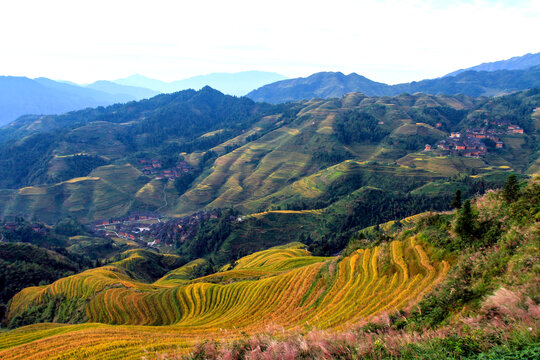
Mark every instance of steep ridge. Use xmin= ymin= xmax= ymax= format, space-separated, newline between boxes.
xmin=247 ymin=72 xmax=393 ymax=103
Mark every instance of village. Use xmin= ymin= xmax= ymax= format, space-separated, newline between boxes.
xmin=92 ymin=210 xmax=220 ymax=248
xmin=92 ymin=212 xmax=162 ymax=243
xmin=425 ymin=120 xmax=525 ymax=158
xmin=138 ymin=158 xmax=195 ymax=180
xmin=0 ymin=222 xmax=46 ymax=237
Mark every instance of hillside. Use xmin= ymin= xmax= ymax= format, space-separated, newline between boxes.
xmin=247 ymin=66 xmax=540 ymax=103
xmin=0 ymin=77 xmax=137 ymax=126
xmin=0 ymin=88 xmax=538 ymax=226
xmin=0 ymin=176 xmax=537 ymax=359
xmin=5 ymin=241 xmax=447 ymax=328
xmin=446 ymin=51 xmax=540 ymax=77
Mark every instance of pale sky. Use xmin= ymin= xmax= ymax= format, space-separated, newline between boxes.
xmin=1 ymin=0 xmax=539 ymax=84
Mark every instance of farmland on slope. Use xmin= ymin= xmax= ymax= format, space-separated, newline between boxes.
xmin=1 ymin=239 xmax=449 ymax=359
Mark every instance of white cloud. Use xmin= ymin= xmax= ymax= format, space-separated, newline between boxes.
xmin=0 ymin=0 xmax=538 ymax=84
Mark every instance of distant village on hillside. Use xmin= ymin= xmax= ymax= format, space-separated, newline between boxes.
xmin=425 ymin=120 xmax=526 ymax=158
xmin=92 ymin=210 xmax=221 ymax=247
xmin=138 ymin=159 xmax=195 ymax=180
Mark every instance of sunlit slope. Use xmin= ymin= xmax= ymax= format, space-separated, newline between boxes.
xmin=7 ymin=239 xmax=448 ymax=331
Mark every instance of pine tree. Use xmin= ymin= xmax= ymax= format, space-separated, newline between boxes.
xmin=454 ymin=199 xmax=476 ymax=246
xmin=452 ymin=189 xmax=462 ymax=209
xmin=503 ymin=174 xmax=519 ymax=203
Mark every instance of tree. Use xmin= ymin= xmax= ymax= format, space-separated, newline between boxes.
xmin=454 ymin=200 xmax=476 ymax=246
xmin=452 ymin=189 xmax=462 ymax=209
xmin=503 ymin=174 xmax=519 ymax=203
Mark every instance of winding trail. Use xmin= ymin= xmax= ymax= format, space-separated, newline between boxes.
xmin=156 ymin=182 xmax=169 ymax=213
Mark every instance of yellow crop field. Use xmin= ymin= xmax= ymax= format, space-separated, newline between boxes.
xmin=1 ymin=240 xmax=449 ymax=359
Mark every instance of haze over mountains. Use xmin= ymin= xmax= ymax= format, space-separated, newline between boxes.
xmin=84 ymin=81 xmax=160 ymax=100
xmin=0 ymin=77 xmax=161 ymax=126
xmin=0 ymin=71 xmax=287 ymax=126
xmin=113 ymin=71 xmax=287 ymax=96
xmin=1 ymin=52 xmax=539 ymax=127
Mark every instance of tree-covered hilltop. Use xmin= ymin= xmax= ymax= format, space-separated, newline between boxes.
xmin=0 ymin=242 xmax=82 ymax=321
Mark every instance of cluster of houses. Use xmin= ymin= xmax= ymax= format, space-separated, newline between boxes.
xmin=144 ymin=210 xmax=220 ymax=247
xmin=92 ymin=210 xmax=222 ymax=247
xmin=92 ymin=212 xmax=159 ymax=227
xmin=1 ymin=222 xmax=46 ymax=235
xmin=92 ymin=212 xmax=159 ymax=242
xmin=425 ymin=121 xmax=525 ymax=158
xmin=139 ymin=159 xmax=195 ymax=180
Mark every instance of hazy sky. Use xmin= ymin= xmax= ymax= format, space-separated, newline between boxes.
xmin=1 ymin=0 xmax=539 ymax=84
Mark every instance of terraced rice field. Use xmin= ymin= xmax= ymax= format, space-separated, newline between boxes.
xmin=1 ymin=240 xmax=449 ymax=359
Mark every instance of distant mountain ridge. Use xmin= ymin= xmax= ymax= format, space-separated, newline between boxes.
xmin=114 ymin=71 xmax=287 ymax=96
xmin=445 ymin=52 xmax=540 ymax=77
xmin=85 ymin=80 xmax=159 ymax=100
xmin=247 ymin=65 xmax=540 ymax=103
xmin=0 ymin=76 xmax=139 ymax=127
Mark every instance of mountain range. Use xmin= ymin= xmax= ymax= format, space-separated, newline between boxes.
xmin=247 ymin=64 xmax=540 ymax=103
xmin=1 ymin=52 xmax=539 ymax=127
xmin=445 ymin=52 xmax=540 ymax=77
xmin=1 ymin=53 xmax=539 ymax=359
xmin=0 ymin=71 xmax=286 ymax=126
xmin=0 ymin=85 xmax=538 ymax=226
xmin=0 ymin=77 xmax=160 ymax=127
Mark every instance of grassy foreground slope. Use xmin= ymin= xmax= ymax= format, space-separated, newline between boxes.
xmin=0 ymin=239 xmax=448 ymax=358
